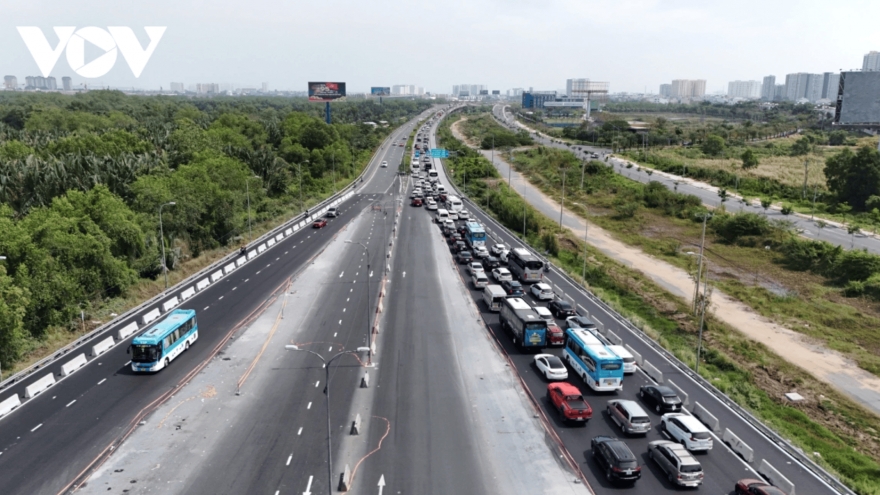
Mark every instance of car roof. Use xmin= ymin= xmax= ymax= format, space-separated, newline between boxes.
xmin=556 ymin=300 xmax=572 ymax=307
xmin=651 ymin=385 xmax=678 ymax=396
xmin=549 ymin=381 xmax=580 ymax=394
xmin=603 ymin=439 xmax=637 ymax=461
xmin=534 ymin=306 xmax=552 ymax=315
xmin=664 ymin=413 xmax=709 ymax=431
xmin=655 ymin=441 xmax=702 ymax=465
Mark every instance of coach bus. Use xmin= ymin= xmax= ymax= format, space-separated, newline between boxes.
xmin=562 ymin=328 xmax=624 ymax=392
xmin=499 ymin=297 xmax=548 ymax=350
xmin=464 ymin=222 xmax=487 ymax=248
xmin=129 ymin=309 xmax=198 ymax=372
xmin=507 ymin=247 xmax=544 ymax=283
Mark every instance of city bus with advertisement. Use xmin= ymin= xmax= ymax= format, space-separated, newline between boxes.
xmin=465 ymin=221 xmax=487 ymax=248
xmin=129 ymin=309 xmax=198 ymax=372
xmin=563 ymin=327 xmax=624 ymax=391
xmin=507 ymin=247 xmax=544 ymax=283
xmin=499 ymin=297 xmax=548 ymax=350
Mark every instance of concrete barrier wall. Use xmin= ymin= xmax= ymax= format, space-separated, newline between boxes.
xmin=284 ymin=228 xmax=292 ymax=236
xmin=0 ymin=394 xmax=21 ymax=418
xmin=60 ymin=353 xmax=88 ymax=376
xmin=142 ymin=308 xmax=161 ymax=325
xmin=180 ymin=287 xmax=196 ymax=301
xmin=275 ymin=233 xmax=284 ymax=242
xmin=162 ymin=296 xmax=179 ymax=312
xmin=594 ymin=318 xmax=606 ymax=335
xmin=624 ymin=344 xmax=642 ymax=366
xmin=722 ymin=428 xmax=754 ymax=463
xmin=758 ymin=459 xmax=796 ymax=495
xmin=266 ymin=238 xmax=276 ymax=247
xmin=257 ymin=244 xmax=267 ymax=253
xmin=641 ymin=360 xmax=664 ymax=383
xmin=24 ymin=373 xmax=55 ymax=398
xmin=606 ymin=330 xmax=623 ymax=345
xmin=667 ymin=379 xmax=689 ymax=407
xmin=196 ymin=278 xmax=210 ymax=291
xmin=223 ymin=262 xmax=236 ymax=274
xmin=693 ymin=401 xmax=720 ymax=432
xmin=91 ymin=336 xmax=115 ymax=357
xmin=210 ymin=270 xmax=224 ymax=283
xmin=117 ymin=321 xmax=139 ymax=340
xmin=247 ymin=250 xmax=257 ymax=260
xmin=577 ymin=304 xmax=590 ymax=319
xmin=236 ymin=257 xmax=247 ymax=267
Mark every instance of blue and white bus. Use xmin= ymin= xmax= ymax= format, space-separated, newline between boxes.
xmin=465 ymin=222 xmax=487 ymax=248
xmin=562 ymin=328 xmax=624 ymax=392
xmin=129 ymin=309 xmax=198 ymax=372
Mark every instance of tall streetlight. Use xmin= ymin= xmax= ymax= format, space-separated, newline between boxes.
xmin=245 ymin=176 xmax=260 ymax=242
xmin=558 ymin=167 xmax=567 ymax=228
xmin=296 ymin=160 xmax=307 ymax=215
xmin=345 ymin=241 xmax=373 ymax=363
xmin=285 ymin=345 xmax=369 ymax=495
xmin=159 ymin=202 xmax=176 ymax=289
xmin=685 ymin=251 xmax=711 ymax=375
xmin=572 ymin=202 xmax=589 ymax=283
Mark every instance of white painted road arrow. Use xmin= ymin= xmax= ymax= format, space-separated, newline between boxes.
xmin=303 ymin=475 xmax=313 ymax=495
xmin=377 ymin=474 xmax=386 ymax=495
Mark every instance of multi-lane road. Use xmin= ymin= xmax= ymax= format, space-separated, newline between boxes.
xmin=492 ymin=104 xmax=880 ymax=254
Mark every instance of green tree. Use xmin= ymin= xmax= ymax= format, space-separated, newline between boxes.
xmin=741 ymin=148 xmax=759 ymax=170
xmin=761 ymin=197 xmax=772 ymax=214
xmin=828 ymin=131 xmax=848 ymax=146
xmin=701 ymin=135 xmax=726 ymax=156
xmin=824 ymin=146 xmax=880 ymax=210
xmin=790 ymin=137 xmax=813 ymax=156
xmin=0 ymin=265 xmax=30 ymax=368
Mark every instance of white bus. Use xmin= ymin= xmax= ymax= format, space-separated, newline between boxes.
xmin=507 ymin=247 xmax=544 ymax=283
xmin=445 ymin=195 xmax=463 ymax=213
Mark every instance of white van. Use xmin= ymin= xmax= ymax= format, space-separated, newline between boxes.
xmin=607 ymin=345 xmax=636 ymax=374
xmin=483 ymin=285 xmax=507 ymax=311
xmin=437 ymin=185 xmax=446 ymax=195
xmin=435 ymin=208 xmax=449 ymax=223
xmin=446 ymin=195 xmax=463 ymax=213
xmin=428 ymin=170 xmax=439 ymax=180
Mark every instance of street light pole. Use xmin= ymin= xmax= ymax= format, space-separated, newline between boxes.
xmin=693 ymin=213 xmax=710 ymax=313
xmin=245 ymin=176 xmax=260 ymax=242
xmin=345 ymin=241 xmax=373 ymax=363
xmin=559 ymin=167 xmax=567 ymax=228
xmin=285 ymin=345 xmax=369 ymax=495
xmin=572 ymin=203 xmax=589 ymax=283
xmin=159 ymin=202 xmax=176 ymax=289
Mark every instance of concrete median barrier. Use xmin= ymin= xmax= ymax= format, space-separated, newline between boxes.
xmin=223 ymin=262 xmax=236 ymax=274
xmin=723 ymin=428 xmax=754 ymax=462
xmin=117 ymin=321 xmax=139 ymax=340
xmin=24 ymin=373 xmax=55 ymax=398
xmin=593 ymin=318 xmax=605 ymax=335
xmin=266 ymin=238 xmax=275 ymax=247
xmin=142 ymin=308 xmax=161 ymax=325
xmin=577 ymin=304 xmax=590 ymax=318
xmin=284 ymin=228 xmax=292 ymax=236
xmin=350 ymin=413 xmax=362 ymax=435
xmin=236 ymin=257 xmax=247 ymax=267
xmin=624 ymin=344 xmax=642 ymax=366
xmin=196 ymin=278 xmax=210 ymax=291
xmin=692 ymin=402 xmax=720 ymax=432
xmin=180 ymin=287 xmax=196 ymax=301
xmin=641 ymin=360 xmax=664 ymax=383
xmin=606 ymin=330 xmax=623 ymax=345
xmin=247 ymin=250 xmax=257 ymax=260
xmin=162 ymin=296 xmax=179 ymax=312
xmin=758 ymin=459 xmax=795 ymax=495
xmin=275 ymin=233 xmax=284 ymax=242
xmin=257 ymin=243 xmax=266 ymax=253
xmin=666 ymin=379 xmax=689 ymax=407
xmin=60 ymin=353 xmax=87 ymax=376
xmin=91 ymin=336 xmax=115 ymax=357
xmin=338 ymin=464 xmax=352 ymax=491
xmin=210 ymin=270 xmax=223 ymax=283
xmin=0 ymin=394 xmax=22 ymax=418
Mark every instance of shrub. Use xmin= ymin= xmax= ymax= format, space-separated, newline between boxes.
xmin=710 ymin=212 xmax=771 ymax=243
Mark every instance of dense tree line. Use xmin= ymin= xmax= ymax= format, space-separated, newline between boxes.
xmin=0 ymin=91 xmax=432 ymax=367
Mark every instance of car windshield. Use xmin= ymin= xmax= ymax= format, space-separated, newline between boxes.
xmin=692 ymin=431 xmax=712 ymax=440
xmin=131 ymin=344 xmax=160 ymax=363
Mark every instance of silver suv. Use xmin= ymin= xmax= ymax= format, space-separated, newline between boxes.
xmin=647 ymin=440 xmax=704 ymax=487
xmin=606 ymin=400 xmax=651 ymax=436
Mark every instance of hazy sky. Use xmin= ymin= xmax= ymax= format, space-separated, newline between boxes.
xmin=2 ymin=0 xmax=879 ymax=94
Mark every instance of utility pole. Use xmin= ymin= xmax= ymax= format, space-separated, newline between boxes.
xmin=580 ymin=160 xmax=587 ymax=190
xmin=159 ymin=202 xmax=176 ymax=290
xmin=559 ymin=167 xmax=567 ymax=228
xmin=693 ymin=213 xmax=709 ymax=314
xmin=803 ymin=158 xmax=809 ymax=200
xmin=811 ymin=185 xmax=818 ymax=220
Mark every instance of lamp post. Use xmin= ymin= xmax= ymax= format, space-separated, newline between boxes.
xmin=558 ymin=167 xmax=567 ymax=228
xmin=159 ymin=202 xmax=176 ymax=289
xmin=572 ymin=202 xmax=589 ymax=283
xmin=285 ymin=345 xmax=370 ymax=495
xmin=685 ymin=251 xmax=711 ymax=375
xmin=245 ymin=176 xmax=260 ymax=242
xmin=345 ymin=241 xmax=373 ymax=363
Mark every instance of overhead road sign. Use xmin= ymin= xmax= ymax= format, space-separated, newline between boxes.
xmin=430 ymin=148 xmax=449 ymax=158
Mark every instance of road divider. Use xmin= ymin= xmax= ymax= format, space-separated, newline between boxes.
xmin=641 ymin=360 xmax=664 ymax=383
xmin=267 ymin=238 xmax=276 ymax=248
xmin=91 ymin=336 xmax=115 ymax=357
xmin=60 ymin=353 xmax=88 ymax=376
xmin=162 ymin=296 xmax=179 ymax=312
xmin=210 ymin=270 xmax=223 ymax=283
xmin=141 ymin=308 xmax=161 ymax=325
xmin=758 ymin=459 xmax=796 ymax=495
xmin=593 ymin=318 xmax=605 ymax=334
xmin=24 ymin=373 xmax=55 ymax=398
xmin=236 ymin=256 xmax=246 ymax=267
xmin=117 ymin=321 xmax=139 ymax=340
xmin=624 ymin=344 xmax=642 ymax=366
xmin=0 ymin=394 xmax=21 ymax=418
xmin=257 ymin=243 xmax=267 ymax=254
xmin=247 ymin=250 xmax=257 ymax=260
xmin=284 ymin=228 xmax=292 ymax=236
xmin=338 ymin=464 xmax=352 ymax=491
xmin=692 ymin=401 xmax=720 ymax=432
xmin=722 ymin=428 xmax=754 ymax=462
xmin=666 ymin=379 xmax=689 ymax=407
xmin=350 ymin=413 xmax=362 ymax=435
xmin=275 ymin=233 xmax=284 ymax=242
xmin=180 ymin=287 xmax=196 ymax=301
xmin=606 ymin=329 xmax=623 ymax=345
xmin=577 ymin=304 xmax=590 ymax=319
xmin=223 ymin=262 xmax=236 ymax=274
xmin=196 ymin=278 xmax=210 ymax=291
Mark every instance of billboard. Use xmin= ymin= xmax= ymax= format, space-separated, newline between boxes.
xmin=835 ymin=72 xmax=880 ymax=125
xmin=479 ymin=89 xmax=489 ymax=95
xmin=492 ymin=90 xmax=500 ymax=95
xmin=308 ymin=82 xmax=346 ymax=101
xmin=371 ymin=87 xmax=390 ymax=96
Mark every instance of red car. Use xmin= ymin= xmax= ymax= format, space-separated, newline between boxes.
xmin=547 ymin=382 xmax=592 ymax=424
xmin=735 ymin=479 xmax=789 ymax=495
xmin=411 ymin=197 xmax=423 ymax=207
xmin=547 ymin=322 xmax=564 ymax=346
xmin=312 ymin=219 xmax=327 ymax=228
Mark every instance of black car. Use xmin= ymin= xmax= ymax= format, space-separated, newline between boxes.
xmin=565 ymin=315 xmax=596 ymax=331
xmin=639 ymin=385 xmax=683 ymax=414
xmin=447 ymin=233 xmax=462 ymax=245
xmin=500 ymin=279 xmax=524 ymax=297
xmin=591 ymin=436 xmax=641 ymax=484
xmin=483 ymin=256 xmax=501 ymax=269
xmin=548 ymin=299 xmax=576 ymax=318
xmin=452 ymin=240 xmax=467 ymax=253
xmin=456 ymin=250 xmax=473 ymax=264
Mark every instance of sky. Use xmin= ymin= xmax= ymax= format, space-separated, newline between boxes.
xmin=1 ymin=0 xmax=879 ymax=94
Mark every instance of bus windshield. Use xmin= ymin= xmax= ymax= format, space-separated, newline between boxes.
xmin=525 ymin=259 xmax=544 ymax=270
xmin=601 ymin=362 xmax=622 ymax=370
xmin=131 ymin=344 xmax=160 ymax=363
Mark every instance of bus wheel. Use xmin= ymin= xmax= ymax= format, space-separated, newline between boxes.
xmin=164 ymin=358 xmax=170 ymax=369
xmin=185 ymin=341 xmax=190 ymax=351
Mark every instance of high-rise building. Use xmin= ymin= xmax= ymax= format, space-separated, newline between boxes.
xmin=62 ymin=76 xmax=72 ymax=91
xmin=261 ymin=82 xmax=268 ymax=92
xmin=659 ymin=84 xmax=671 ymax=97
xmin=784 ymin=73 xmax=811 ymax=101
xmin=727 ymin=80 xmax=761 ymax=99
xmin=170 ymin=82 xmax=184 ymax=92
xmin=774 ymin=84 xmax=785 ymax=101
xmin=761 ymin=76 xmax=776 ymax=100
xmin=669 ymin=79 xmax=706 ymax=98
xmin=46 ymin=77 xmax=57 ymax=90
xmin=805 ymin=73 xmax=823 ymax=102
xmin=34 ymin=76 xmax=47 ymax=89
xmin=196 ymin=83 xmax=218 ymax=94
xmin=566 ymin=78 xmax=590 ymax=96
xmin=25 ymin=76 xmax=35 ymax=89
xmin=821 ymin=72 xmax=840 ymax=100
xmin=863 ymin=51 xmax=880 ymax=71
xmin=3 ymin=76 xmax=16 ymax=90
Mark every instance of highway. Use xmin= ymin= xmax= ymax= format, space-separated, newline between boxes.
xmin=492 ymin=104 xmax=880 ymax=255
xmin=426 ymin=107 xmax=848 ymax=495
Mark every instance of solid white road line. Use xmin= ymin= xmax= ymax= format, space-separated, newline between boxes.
xmin=31 ymin=424 xmax=42 ymax=432
xmin=97 ymin=378 xmax=106 ymax=385
xmin=66 ymin=400 xmax=76 ymax=407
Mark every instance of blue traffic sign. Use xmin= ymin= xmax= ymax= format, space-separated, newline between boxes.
xmin=430 ymin=148 xmax=449 ymax=158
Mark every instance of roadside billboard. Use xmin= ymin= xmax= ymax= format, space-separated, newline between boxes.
xmin=308 ymin=82 xmax=346 ymax=101
xmin=479 ymin=89 xmax=489 ymax=95
xmin=492 ymin=90 xmax=500 ymax=95
xmin=371 ymin=87 xmax=391 ymax=96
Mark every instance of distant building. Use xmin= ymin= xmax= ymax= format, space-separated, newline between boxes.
xmin=822 ymin=72 xmax=840 ymax=100
xmin=784 ymin=73 xmax=811 ymax=101
xmin=727 ymin=80 xmax=761 ymax=99
xmin=863 ymin=51 xmax=880 ymax=71
xmin=521 ymin=91 xmax=557 ymax=109
xmin=805 ymin=73 xmax=823 ymax=102
xmin=509 ymin=88 xmax=524 ymax=97
xmin=761 ymin=75 xmax=775 ymax=100
xmin=774 ymin=84 xmax=785 ymax=101
xmin=566 ymin=78 xmax=590 ymax=96
xmin=659 ymin=84 xmax=671 ymax=97
xmin=170 ymin=82 xmax=184 ymax=93
xmin=452 ymin=84 xmax=485 ymax=98
xmin=261 ymin=82 xmax=268 ymax=92
xmin=3 ymin=75 xmax=16 ymax=90
xmin=392 ymin=85 xmax=425 ymax=96
xmin=196 ymin=83 xmax=219 ymax=94
xmin=25 ymin=76 xmax=35 ymax=89
xmin=46 ymin=76 xmax=57 ymax=90
xmin=62 ymin=76 xmax=72 ymax=91
xmin=669 ymin=79 xmax=706 ymax=98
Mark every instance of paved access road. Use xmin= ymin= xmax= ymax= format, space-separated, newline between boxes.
xmin=0 ymin=112 xmax=430 ymax=495
xmin=492 ymin=104 xmax=880 ymax=254
xmin=427 ymin=109 xmax=846 ymax=495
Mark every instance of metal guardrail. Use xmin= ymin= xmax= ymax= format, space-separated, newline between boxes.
xmin=0 ymin=124 xmax=408 ymax=394
xmin=430 ymin=108 xmax=854 ymax=495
